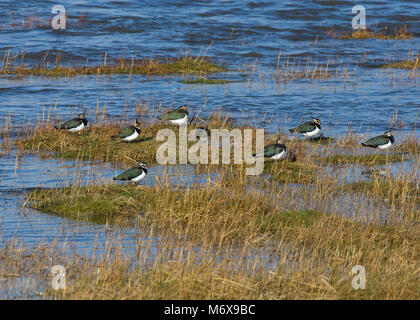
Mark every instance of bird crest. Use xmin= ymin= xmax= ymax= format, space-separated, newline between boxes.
xmin=134 ymin=117 xmax=141 ymax=129
xmin=275 ymin=134 xmax=283 ymax=144
xmin=138 ymin=161 xmax=147 ymax=169
xmin=77 ymin=109 xmax=87 ymax=119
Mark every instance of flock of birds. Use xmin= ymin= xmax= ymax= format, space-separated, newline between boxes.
xmin=55 ymin=106 xmax=396 ymax=184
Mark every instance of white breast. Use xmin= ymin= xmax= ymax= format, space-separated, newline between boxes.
xmin=131 ymin=171 xmax=146 ymax=182
xmin=123 ymin=130 xmax=139 ymax=141
xmin=68 ymin=122 xmax=85 ymax=132
xmin=169 ymin=114 xmax=188 ymax=126
xmin=303 ymin=126 xmax=320 ymax=137
xmin=271 ymin=150 xmax=287 ymax=160
xmin=378 ymin=140 xmax=392 ymax=149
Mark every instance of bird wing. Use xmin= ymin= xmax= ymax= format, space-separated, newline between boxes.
xmin=264 ymin=144 xmax=285 ymax=157
xmin=160 ymin=110 xmax=186 ymax=120
xmin=114 ymin=166 xmax=142 ymax=180
xmin=112 ymin=126 xmax=134 ymax=138
xmin=59 ymin=118 xmax=82 ymax=129
xmin=289 ymin=122 xmax=316 ymax=133
xmin=362 ymin=135 xmax=389 ymax=147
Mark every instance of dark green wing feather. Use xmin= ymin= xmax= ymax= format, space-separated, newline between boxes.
xmin=58 ymin=118 xmax=82 ymax=129
xmin=264 ymin=144 xmax=286 ymax=157
xmin=159 ymin=110 xmax=187 ymax=120
xmin=362 ymin=135 xmax=389 ymax=147
xmin=112 ymin=126 xmax=135 ymax=138
xmin=289 ymin=122 xmax=316 ymax=133
xmin=113 ymin=166 xmax=142 ymax=180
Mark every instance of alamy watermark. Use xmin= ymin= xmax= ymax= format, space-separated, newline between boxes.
xmin=352 ymin=5 xmax=366 ymax=30
xmin=51 ymin=5 xmax=66 ymax=30
xmin=351 ymin=265 xmax=366 ymax=290
xmin=51 ymin=265 xmax=66 ymax=290
xmin=156 ymin=127 xmax=265 ymax=175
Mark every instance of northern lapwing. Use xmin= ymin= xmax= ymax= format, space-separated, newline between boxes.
xmin=253 ymin=137 xmax=287 ymax=161
xmin=362 ymin=131 xmax=394 ymax=149
xmin=289 ymin=118 xmax=321 ymax=138
xmin=111 ymin=118 xmax=141 ymax=142
xmin=159 ymin=105 xmax=188 ymax=126
xmin=113 ymin=162 xmax=148 ymax=184
xmin=55 ymin=111 xmax=88 ymax=132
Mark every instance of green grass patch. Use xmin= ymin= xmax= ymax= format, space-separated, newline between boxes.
xmin=28 ymin=185 xmax=145 ymax=224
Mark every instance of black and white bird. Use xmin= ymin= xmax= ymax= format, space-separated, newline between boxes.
xmin=362 ymin=131 xmax=395 ymax=149
xmin=55 ymin=111 xmax=88 ymax=132
xmin=289 ymin=118 xmax=321 ymax=138
xmin=253 ymin=137 xmax=287 ymax=161
xmin=113 ymin=162 xmax=148 ymax=184
xmin=111 ymin=118 xmax=141 ymax=142
xmin=159 ymin=105 xmax=188 ymax=126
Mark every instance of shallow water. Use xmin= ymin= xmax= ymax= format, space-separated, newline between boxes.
xmin=325 ymin=157 xmax=419 ymax=184
xmin=0 ymin=151 xmax=220 ymax=247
